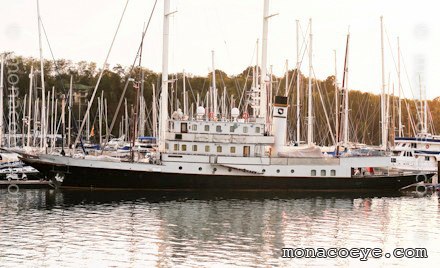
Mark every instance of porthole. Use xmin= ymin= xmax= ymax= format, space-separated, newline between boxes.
xmin=228 ymin=168 xmax=232 ymax=172
xmin=276 ymin=169 xmax=280 ymax=173
xmin=291 ymin=169 xmax=294 ymax=173
xmin=199 ymin=167 xmax=202 ymax=171
xmin=213 ymin=168 xmax=217 ymax=172
xmin=179 ymin=166 xmax=182 ymax=170
xmin=262 ymin=169 xmax=266 ymax=173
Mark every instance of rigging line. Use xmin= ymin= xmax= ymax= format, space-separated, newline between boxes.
xmin=237 ymin=40 xmax=257 ymax=110
xmin=185 ymin=75 xmax=198 ymax=107
xmin=39 ymin=17 xmax=86 ymax=152
xmin=212 ymin=4 xmax=242 ymax=98
xmin=400 ymin=55 xmax=423 ymax=131
xmin=74 ymin=0 xmax=131 ymax=150
xmin=384 ymin=28 xmax=422 ymax=128
xmin=286 ymin=24 xmax=309 ymax=98
xmin=237 ymin=42 xmax=257 ymax=111
xmin=312 ymin=67 xmax=336 ymax=145
xmin=101 ymin=0 xmax=158 ymax=153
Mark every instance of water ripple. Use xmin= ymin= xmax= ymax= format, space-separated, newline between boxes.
xmin=1 ymin=190 xmax=440 ymax=267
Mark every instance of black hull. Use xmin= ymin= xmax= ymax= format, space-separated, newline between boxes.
xmin=21 ymin=157 xmax=432 ymax=191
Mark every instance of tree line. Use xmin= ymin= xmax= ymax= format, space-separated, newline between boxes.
xmin=1 ymin=54 xmax=438 ymax=146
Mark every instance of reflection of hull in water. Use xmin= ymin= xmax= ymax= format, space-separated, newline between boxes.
xmin=21 ymin=155 xmax=432 ymax=191
xmin=58 ymin=190 xmax=405 ymax=206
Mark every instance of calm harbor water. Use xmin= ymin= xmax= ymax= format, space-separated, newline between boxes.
xmin=1 ymin=189 xmax=440 ymax=267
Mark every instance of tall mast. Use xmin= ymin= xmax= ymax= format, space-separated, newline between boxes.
xmin=307 ymin=18 xmax=313 ymax=146
xmin=342 ymin=32 xmax=350 ymax=146
xmin=51 ymin=86 xmax=55 ymax=147
xmin=68 ymin=75 xmax=73 ymax=149
xmin=27 ymin=66 xmax=34 ymax=147
xmin=380 ymin=16 xmax=387 ymax=150
xmin=183 ymin=69 xmax=187 ymax=115
xmin=98 ymin=94 xmax=102 ymax=146
xmin=334 ymin=50 xmax=338 ymax=146
xmin=152 ymin=84 xmax=157 ymax=138
xmin=37 ymin=0 xmax=47 ymax=149
xmin=397 ymin=37 xmax=402 ymax=137
xmin=159 ymin=0 xmax=170 ymax=152
xmin=0 ymin=54 xmax=4 ymax=147
xmin=260 ymin=0 xmax=269 ymax=126
xmin=424 ymin=87 xmax=428 ymax=133
xmin=284 ymin=60 xmax=288 ymax=97
xmin=211 ymin=50 xmax=217 ymax=118
xmin=253 ymin=39 xmax=259 ymax=117
xmin=296 ymin=20 xmax=301 ymax=145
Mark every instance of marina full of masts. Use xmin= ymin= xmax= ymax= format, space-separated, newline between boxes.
xmin=1 ymin=0 xmax=439 ymax=186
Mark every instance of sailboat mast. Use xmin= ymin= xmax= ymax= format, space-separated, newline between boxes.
xmin=27 ymin=66 xmax=34 ymax=147
xmin=68 ymin=75 xmax=73 ymax=149
xmin=0 ymin=54 xmax=4 ymax=147
xmin=307 ymin=18 xmax=313 ymax=146
xmin=37 ymin=0 xmax=47 ymax=149
xmin=152 ymin=84 xmax=157 ymax=138
xmin=284 ymin=60 xmax=288 ymax=97
xmin=183 ymin=69 xmax=187 ymax=115
xmin=343 ymin=32 xmax=350 ymax=146
xmin=296 ymin=20 xmax=301 ymax=145
xmin=424 ymin=87 xmax=428 ymax=133
xmin=212 ymin=50 xmax=217 ymax=118
xmin=159 ymin=0 xmax=170 ymax=152
xmin=380 ymin=16 xmax=387 ymax=150
xmin=397 ymin=37 xmax=402 ymax=137
xmin=334 ymin=50 xmax=338 ymax=146
xmin=260 ymin=0 xmax=269 ymax=127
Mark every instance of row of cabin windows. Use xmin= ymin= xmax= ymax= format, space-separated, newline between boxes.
xmin=311 ymin=169 xmax=336 ymax=176
xmin=173 ymin=144 xmax=237 ymax=154
xmin=192 ymin=124 xmax=260 ymax=134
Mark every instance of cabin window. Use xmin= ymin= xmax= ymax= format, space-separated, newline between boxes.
xmin=216 ymin=125 xmax=222 ymax=132
xmin=411 ymin=143 xmax=416 ymax=148
xmin=192 ymin=124 xmax=198 ymax=131
xmin=181 ymin=144 xmax=187 ymax=151
xmin=425 ymin=156 xmax=430 ymax=161
xmin=192 ymin=145 xmax=198 ymax=152
xmin=321 ymin=170 xmax=326 ymax=176
xmin=243 ymin=146 xmax=250 ymax=157
xmin=230 ymin=147 xmax=236 ymax=153
xmin=217 ymin=146 xmax=222 ymax=153
xmin=174 ymin=144 xmax=179 ymax=151
xmin=165 ymin=143 xmax=169 ymax=150
xmin=205 ymin=145 xmax=210 ymax=152
xmin=243 ymin=126 xmax=248 ymax=133
xmin=204 ymin=125 xmax=210 ymax=131
xmin=230 ymin=126 xmax=235 ymax=132
xmin=255 ymin=127 xmax=260 ymax=133
xmin=181 ymin=123 xmax=188 ymax=133
xmin=331 ymin=170 xmax=336 ymax=176
xmin=311 ymin=170 xmax=316 ymax=176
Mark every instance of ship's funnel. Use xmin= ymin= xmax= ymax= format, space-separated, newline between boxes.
xmin=271 ymin=96 xmax=288 ymax=156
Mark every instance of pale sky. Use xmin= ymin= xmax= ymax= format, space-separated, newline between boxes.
xmin=1 ymin=0 xmax=439 ymax=99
